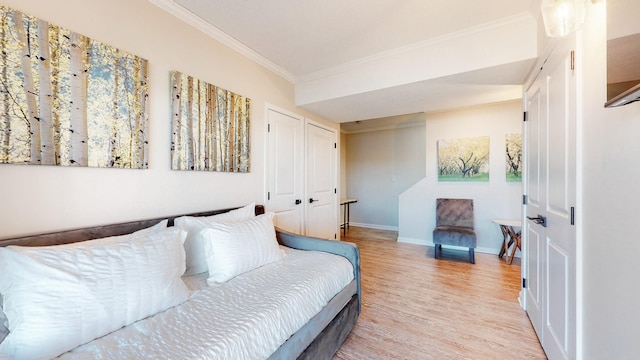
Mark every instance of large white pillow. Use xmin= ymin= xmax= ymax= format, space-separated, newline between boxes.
xmin=175 ymin=202 xmax=256 ymax=275
xmin=201 ymin=212 xmax=283 ymax=285
xmin=65 ymin=218 xmax=169 ymax=248
xmin=0 ymin=227 xmax=189 ymax=360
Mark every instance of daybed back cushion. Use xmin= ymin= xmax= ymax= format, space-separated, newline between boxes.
xmin=0 ymin=226 xmax=190 ymax=360
xmin=201 ymin=212 xmax=283 ymax=284
xmin=175 ymin=202 xmax=255 ymax=275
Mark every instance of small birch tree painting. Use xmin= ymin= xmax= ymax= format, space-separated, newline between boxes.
xmin=0 ymin=5 xmax=149 ymax=168
xmin=171 ymin=71 xmax=250 ymax=173
xmin=506 ymin=133 xmax=522 ymax=182
xmin=437 ymin=136 xmax=490 ymax=182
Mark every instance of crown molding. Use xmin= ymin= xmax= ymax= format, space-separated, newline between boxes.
xmin=297 ymin=12 xmax=535 ymax=83
xmin=148 ymin=0 xmax=296 ymax=83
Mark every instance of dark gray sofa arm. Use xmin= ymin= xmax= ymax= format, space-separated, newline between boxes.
xmin=275 ymin=229 xmax=361 ymax=313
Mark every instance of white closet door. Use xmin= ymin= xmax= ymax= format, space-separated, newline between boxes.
xmin=266 ymin=108 xmax=304 ymax=234
xmin=305 ymin=122 xmax=337 ymax=240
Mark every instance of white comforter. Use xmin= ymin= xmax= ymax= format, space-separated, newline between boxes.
xmin=58 ymin=246 xmax=354 ymax=360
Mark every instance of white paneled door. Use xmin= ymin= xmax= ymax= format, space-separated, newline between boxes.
xmin=305 ymin=122 xmax=337 ymax=239
xmin=266 ymin=108 xmax=304 ymax=234
xmin=524 ymin=35 xmax=577 ymax=360
xmin=266 ymin=107 xmax=338 ymax=239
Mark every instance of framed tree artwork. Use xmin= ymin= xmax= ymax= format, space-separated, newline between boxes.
xmin=170 ymin=71 xmax=250 ymax=173
xmin=506 ymin=133 xmax=522 ymax=182
xmin=0 ymin=5 xmax=149 ymax=168
xmin=437 ymin=136 xmax=490 ymax=182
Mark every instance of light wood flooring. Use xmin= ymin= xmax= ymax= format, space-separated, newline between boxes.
xmin=333 ymin=226 xmax=546 ymax=360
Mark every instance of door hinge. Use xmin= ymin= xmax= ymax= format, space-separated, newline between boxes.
xmin=571 ymin=206 xmax=575 ymax=225
xmin=523 ymin=111 xmax=528 ymax=122
xmin=334 ymin=233 xmax=337 ymax=240
xmin=334 ymin=143 xmax=337 ymax=149
xmin=523 ymin=278 xmax=527 ymax=288
xmin=570 ymin=50 xmax=575 ymax=71
xmin=267 ymin=123 xmax=271 ymax=132
xmin=523 ymin=194 xmax=528 ymax=205
xmin=267 ymin=192 xmax=270 ymax=201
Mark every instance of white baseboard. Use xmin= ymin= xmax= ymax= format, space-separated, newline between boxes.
xmin=397 ymin=237 xmax=499 ymax=256
xmin=349 ymin=222 xmax=399 ymax=232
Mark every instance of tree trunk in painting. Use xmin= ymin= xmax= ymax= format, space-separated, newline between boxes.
xmin=186 ymin=75 xmax=194 ymax=170
xmin=37 ymin=19 xmax=55 ymax=165
xmin=135 ymin=57 xmax=148 ymax=168
xmin=204 ymin=83 xmax=213 ymax=171
xmin=69 ymin=32 xmax=89 ymax=166
xmin=171 ymin=71 xmax=182 ymax=170
xmin=49 ymin=24 xmax=62 ymax=165
xmin=1 ymin=12 xmax=10 ymax=163
xmin=109 ymin=49 xmax=120 ymax=167
xmin=13 ymin=11 xmax=41 ymax=165
xmin=229 ymin=93 xmax=237 ymax=171
xmin=195 ymin=79 xmax=203 ymax=170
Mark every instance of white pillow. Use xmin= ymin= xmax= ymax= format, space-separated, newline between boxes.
xmin=175 ymin=202 xmax=256 ymax=275
xmin=0 ymin=227 xmax=189 ymax=360
xmin=0 ymin=295 xmax=6 ymax=344
xmin=0 ymin=294 xmax=4 ymax=327
xmin=201 ymin=212 xmax=283 ymax=285
xmin=52 ymin=219 xmax=169 ymax=250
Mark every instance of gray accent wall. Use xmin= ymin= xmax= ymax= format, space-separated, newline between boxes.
xmin=344 ymin=118 xmax=426 ymax=229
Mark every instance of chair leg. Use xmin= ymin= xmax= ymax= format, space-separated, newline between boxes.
xmin=434 ymin=244 xmax=440 ymax=259
xmin=469 ymin=248 xmax=475 ymax=264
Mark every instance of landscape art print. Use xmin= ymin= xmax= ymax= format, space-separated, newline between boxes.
xmin=437 ymin=136 xmax=490 ymax=182
xmin=170 ymin=71 xmax=250 ymax=173
xmin=0 ymin=5 xmax=149 ymax=168
xmin=505 ymin=133 xmax=522 ymax=182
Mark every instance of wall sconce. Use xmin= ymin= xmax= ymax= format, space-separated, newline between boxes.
xmin=540 ymin=0 xmax=586 ymax=37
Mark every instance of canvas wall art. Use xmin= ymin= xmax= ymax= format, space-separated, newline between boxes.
xmin=437 ymin=136 xmax=490 ymax=182
xmin=170 ymin=71 xmax=250 ymax=173
xmin=506 ymin=133 xmax=522 ymax=182
xmin=0 ymin=5 xmax=149 ymax=168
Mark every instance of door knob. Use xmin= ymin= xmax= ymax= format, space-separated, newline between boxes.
xmin=309 ymin=198 xmax=318 ymax=203
xmin=295 ymin=199 xmax=302 ymax=205
xmin=527 ymin=215 xmax=547 ymax=227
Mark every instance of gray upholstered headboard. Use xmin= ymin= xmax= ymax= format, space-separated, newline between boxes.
xmin=0 ymin=205 xmax=265 ymax=248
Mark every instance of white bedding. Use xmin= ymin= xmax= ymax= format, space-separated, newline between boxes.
xmin=57 ymin=246 xmax=354 ymax=360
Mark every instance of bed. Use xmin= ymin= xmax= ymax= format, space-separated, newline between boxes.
xmin=0 ymin=204 xmax=361 ymax=360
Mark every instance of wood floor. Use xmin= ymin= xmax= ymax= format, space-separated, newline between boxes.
xmin=333 ymin=226 xmax=546 ymax=360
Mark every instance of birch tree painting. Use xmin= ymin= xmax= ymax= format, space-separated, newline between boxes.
xmin=437 ymin=136 xmax=490 ymax=182
xmin=0 ymin=5 xmax=149 ymax=168
xmin=171 ymin=71 xmax=250 ymax=173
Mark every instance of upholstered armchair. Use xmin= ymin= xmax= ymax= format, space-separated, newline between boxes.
xmin=432 ymin=198 xmax=477 ymax=264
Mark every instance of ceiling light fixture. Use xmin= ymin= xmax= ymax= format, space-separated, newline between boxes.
xmin=540 ymin=0 xmax=586 ymax=37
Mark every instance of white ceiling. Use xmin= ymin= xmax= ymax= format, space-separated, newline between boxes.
xmin=151 ymin=0 xmax=539 ymax=123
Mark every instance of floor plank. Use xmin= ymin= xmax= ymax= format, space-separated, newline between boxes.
xmin=333 ymin=226 xmax=546 ymax=360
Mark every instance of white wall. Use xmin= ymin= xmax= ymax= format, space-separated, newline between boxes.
xmin=344 ymin=121 xmax=426 ymax=229
xmin=398 ymin=100 xmax=522 ymax=253
xmin=0 ymin=0 xmax=337 ymax=240
xmin=580 ymin=1 xmax=640 ymax=358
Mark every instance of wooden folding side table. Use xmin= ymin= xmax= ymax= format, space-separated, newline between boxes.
xmin=492 ymin=219 xmax=522 ymax=265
